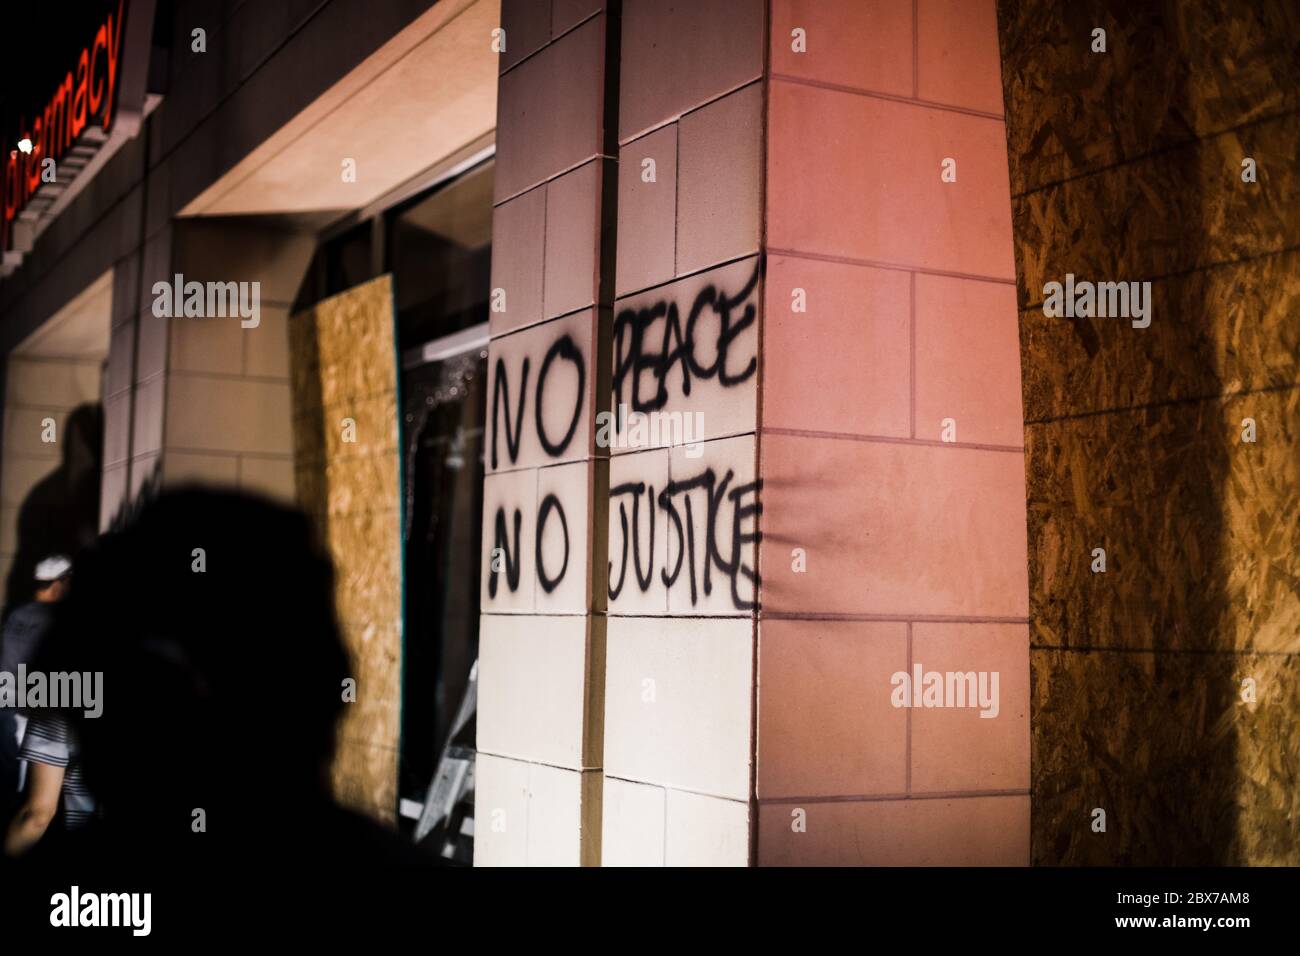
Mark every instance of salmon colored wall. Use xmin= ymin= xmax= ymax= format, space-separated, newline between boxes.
xmin=757 ymin=0 xmax=1030 ymax=865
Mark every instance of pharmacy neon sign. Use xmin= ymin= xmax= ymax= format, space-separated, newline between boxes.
xmin=2 ymin=1 xmax=127 ymax=254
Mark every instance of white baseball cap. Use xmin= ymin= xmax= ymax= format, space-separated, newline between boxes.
xmin=34 ymin=555 xmax=72 ymax=582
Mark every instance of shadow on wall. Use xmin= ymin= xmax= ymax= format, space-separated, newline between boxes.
xmin=1000 ymin=0 xmax=1299 ymax=864
xmin=3 ymin=403 xmax=103 ymax=616
xmin=102 ymin=460 xmax=163 ymax=534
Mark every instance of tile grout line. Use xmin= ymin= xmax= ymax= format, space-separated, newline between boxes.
xmin=761 ymin=788 xmax=1031 ymax=806
xmin=765 ymin=427 xmax=1024 ymax=453
xmin=768 ymin=247 xmax=1015 ymax=285
xmin=912 ymin=0 xmax=919 ymax=99
xmin=602 ymin=774 xmax=750 ymax=804
xmin=495 ymin=153 xmax=617 ymax=209
xmin=909 ymin=270 xmax=916 ymax=438
xmin=615 ymin=249 xmax=761 ymax=302
xmin=905 ymin=621 xmax=913 ymax=794
xmin=750 ymin=6 xmax=773 ymax=865
xmin=540 ymin=177 xmax=549 ymax=324
xmin=498 ymin=9 xmax=605 ymax=78
xmin=765 ymin=612 xmax=1029 ymax=625
xmin=617 ymin=77 xmax=765 ymax=147
xmin=771 ymin=73 xmax=1004 ymax=122
xmin=673 ymin=115 xmax=681 ymax=277
xmin=661 ymin=784 xmax=668 ymax=866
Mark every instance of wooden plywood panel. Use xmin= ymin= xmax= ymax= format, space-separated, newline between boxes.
xmin=290 ymin=275 xmax=401 ymax=826
xmin=1020 ymin=249 xmax=1300 ymax=423
xmin=1030 ymin=647 xmax=1299 ymax=866
xmin=1024 ymin=390 xmax=1298 ymax=655
xmin=997 ymin=0 xmax=1300 ymax=195
xmin=1011 ymin=110 xmax=1299 ymax=310
xmin=1002 ymin=0 xmax=1300 ymax=864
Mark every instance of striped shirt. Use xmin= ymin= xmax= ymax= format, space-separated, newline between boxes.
xmin=18 ymin=714 xmax=97 ymax=829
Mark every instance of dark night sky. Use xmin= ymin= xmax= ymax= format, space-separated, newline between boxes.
xmin=0 ymin=1 xmax=125 ymax=147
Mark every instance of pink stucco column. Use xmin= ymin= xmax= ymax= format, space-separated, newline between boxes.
xmin=755 ymin=0 xmax=1030 ymax=865
xmin=478 ymin=0 xmax=1030 ymax=866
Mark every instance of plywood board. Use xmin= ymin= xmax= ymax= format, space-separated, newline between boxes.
xmin=290 ymin=275 xmax=402 ymax=826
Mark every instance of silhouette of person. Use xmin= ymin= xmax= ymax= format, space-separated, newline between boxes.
xmin=13 ymin=487 xmax=430 ymax=869
xmin=3 ymin=403 xmax=101 ymax=618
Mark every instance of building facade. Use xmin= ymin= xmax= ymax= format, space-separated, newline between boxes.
xmin=0 ymin=0 xmax=1294 ymax=867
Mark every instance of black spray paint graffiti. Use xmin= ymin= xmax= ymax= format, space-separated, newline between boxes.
xmin=486 ymin=326 xmax=586 ymax=601
xmin=534 ymin=493 xmax=569 ymax=592
xmin=487 ymin=262 xmax=763 ymax=607
xmin=487 ymin=491 xmax=570 ymax=598
xmin=489 ymin=507 xmax=522 ymax=597
xmin=609 ymin=466 xmax=761 ymax=611
xmin=612 ymin=262 xmax=759 ymax=414
xmin=605 ymin=262 xmax=763 ymax=612
xmin=491 ymin=333 xmax=585 ymax=469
